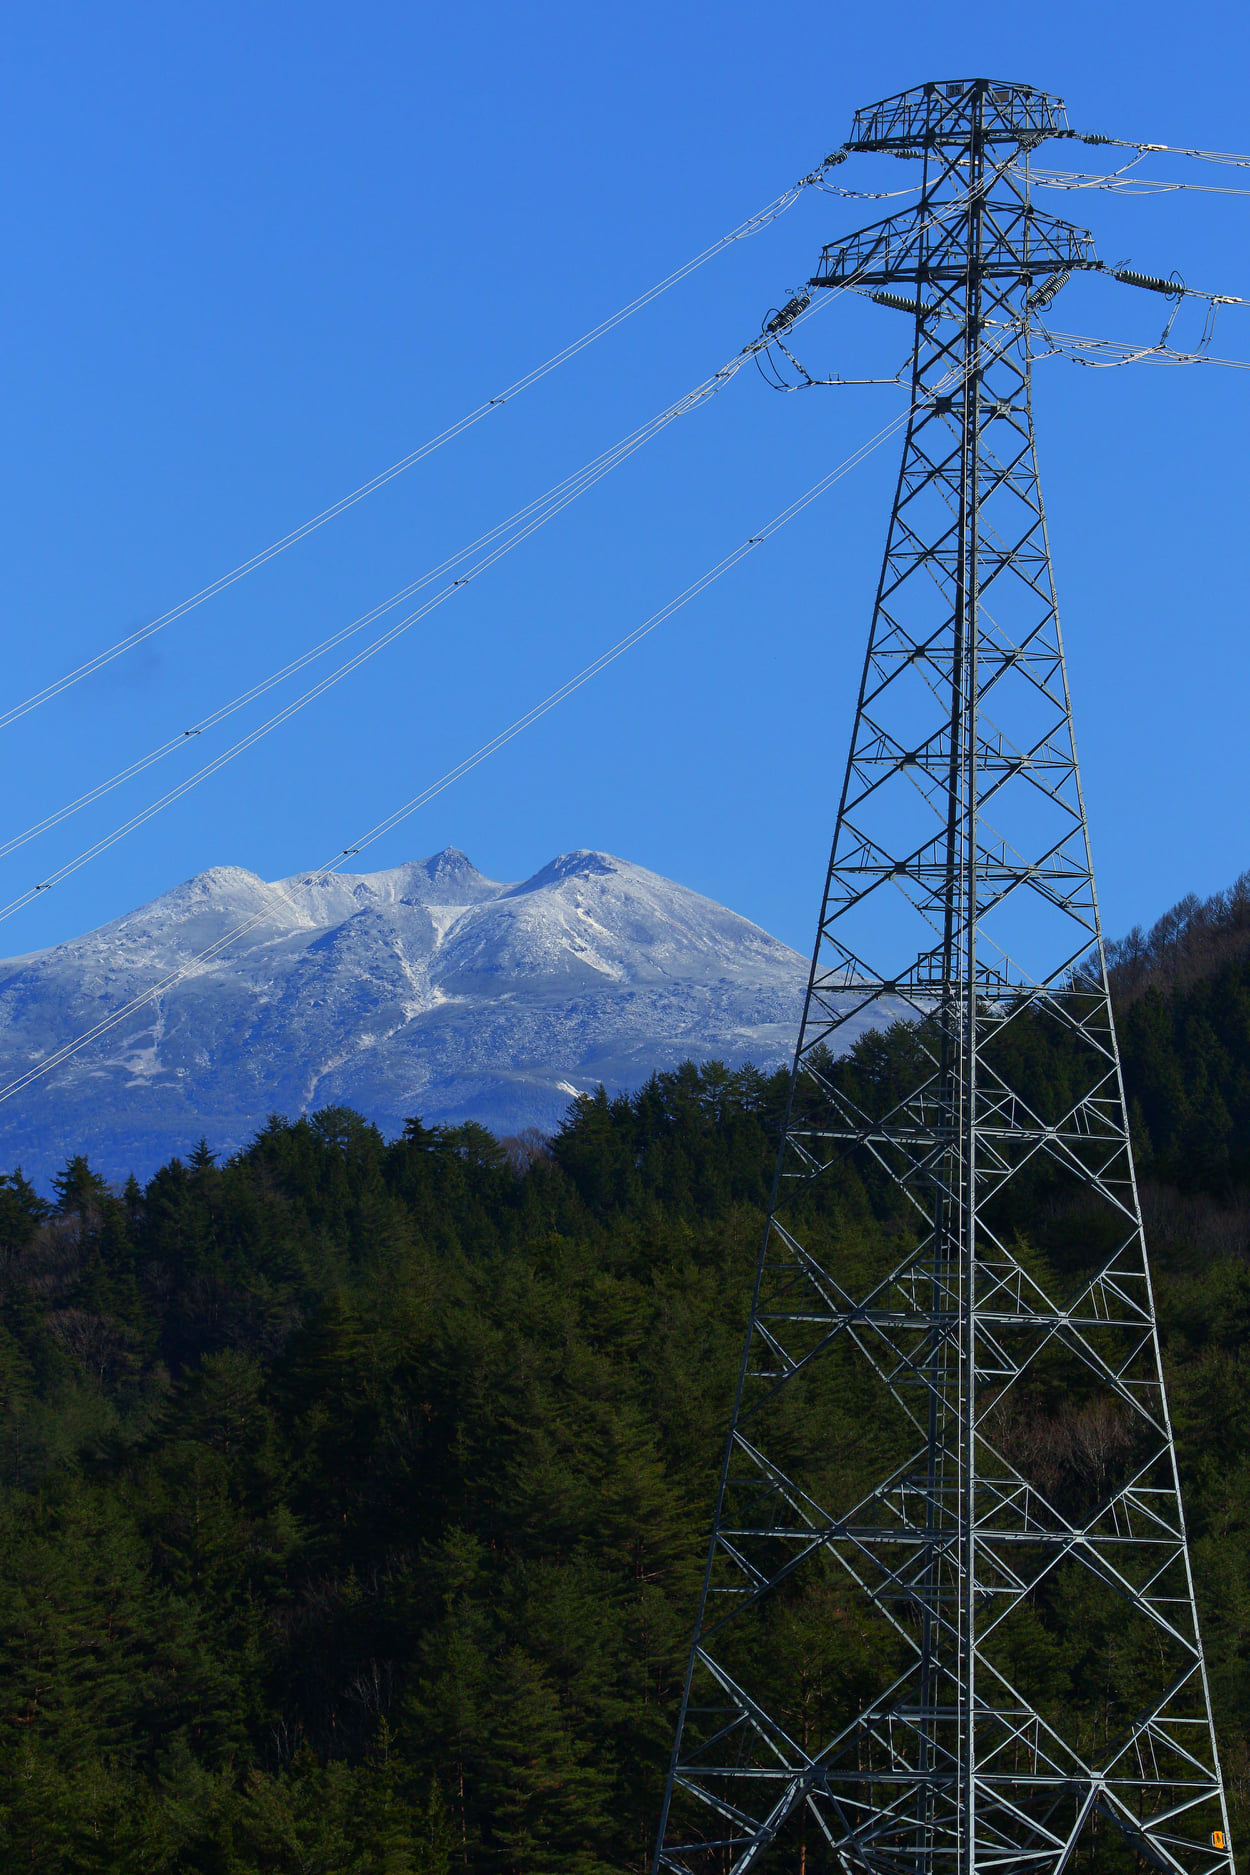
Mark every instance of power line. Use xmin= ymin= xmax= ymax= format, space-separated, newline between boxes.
xmin=0 ymin=161 xmax=1146 ymax=927
xmin=0 ymin=345 xmax=771 ymax=927
xmin=0 ymin=161 xmax=840 ymax=736
xmin=1031 ymin=326 xmax=1250 ymax=369
xmin=2 ymin=200 xmax=967 ymax=906
xmin=1062 ymin=131 xmax=1250 ymax=169
xmin=0 ymin=344 xmax=780 ymax=878
xmin=1031 ymin=164 xmax=1250 ymax=198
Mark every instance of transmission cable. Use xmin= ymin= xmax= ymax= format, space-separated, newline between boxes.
xmin=1059 ymin=133 xmax=1250 ymax=170
xmin=0 ymin=350 xmax=780 ymax=876
xmin=0 ymin=181 xmax=999 ymax=925
xmin=1029 ymin=325 xmax=1250 ymax=370
xmin=1029 ymin=164 xmax=1250 ymax=198
xmin=1 ymin=160 xmax=842 ymax=735
xmin=0 ymin=375 xmax=965 ymax=1111
xmin=0 ymin=222 xmax=930 ymax=903
xmin=0 ymin=345 xmax=776 ymax=927
xmin=816 ymin=181 xmax=924 ymax=200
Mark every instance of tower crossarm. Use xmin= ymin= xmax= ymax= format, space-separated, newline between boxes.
xmin=848 ymin=80 xmax=1072 ymax=154
xmin=809 ymin=204 xmax=1100 ymax=291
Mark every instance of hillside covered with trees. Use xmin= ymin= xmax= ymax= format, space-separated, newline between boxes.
xmin=2 ymin=875 xmax=1250 ymax=1871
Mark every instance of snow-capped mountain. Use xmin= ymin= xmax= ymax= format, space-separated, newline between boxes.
xmin=0 ymin=846 xmax=876 ymax=1185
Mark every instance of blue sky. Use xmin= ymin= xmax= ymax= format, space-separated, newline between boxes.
xmin=1 ymin=0 xmax=1248 ymax=960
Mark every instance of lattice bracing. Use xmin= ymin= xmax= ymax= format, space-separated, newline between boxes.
xmin=654 ymin=78 xmax=1233 ymax=1875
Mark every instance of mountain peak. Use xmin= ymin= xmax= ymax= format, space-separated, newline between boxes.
xmin=419 ymin=847 xmax=489 ymax=890
xmin=510 ymin=850 xmax=619 ymax=895
xmin=103 ymin=864 xmax=283 ymax=937
xmin=271 ymin=850 xmax=505 ymax=920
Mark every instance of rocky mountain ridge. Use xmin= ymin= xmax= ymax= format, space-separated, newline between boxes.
xmin=0 ymin=846 xmax=858 ymax=1184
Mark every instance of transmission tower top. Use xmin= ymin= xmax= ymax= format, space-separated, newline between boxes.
xmin=807 ymin=80 xmax=1100 ymax=302
xmin=847 ymin=78 xmax=1069 ymax=152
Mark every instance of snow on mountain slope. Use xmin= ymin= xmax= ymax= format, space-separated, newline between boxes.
xmin=0 ymin=847 xmax=883 ymax=1185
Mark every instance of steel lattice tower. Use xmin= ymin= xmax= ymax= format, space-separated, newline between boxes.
xmin=654 ymin=79 xmax=1234 ymax=1875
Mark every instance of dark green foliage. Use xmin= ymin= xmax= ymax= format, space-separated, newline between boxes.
xmin=0 ymin=992 xmax=1247 ymax=1869
xmin=1118 ymin=960 xmax=1250 ymax=1191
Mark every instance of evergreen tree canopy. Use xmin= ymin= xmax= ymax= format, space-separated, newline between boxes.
xmin=0 ymin=959 xmax=1248 ymax=1871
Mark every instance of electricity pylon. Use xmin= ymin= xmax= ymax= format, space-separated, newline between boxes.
xmin=654 ymin=79 xmax=1234 ymax=1875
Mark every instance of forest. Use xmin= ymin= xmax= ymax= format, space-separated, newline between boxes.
xmin=1 ymin=874 xmax=1249 ymax=1872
